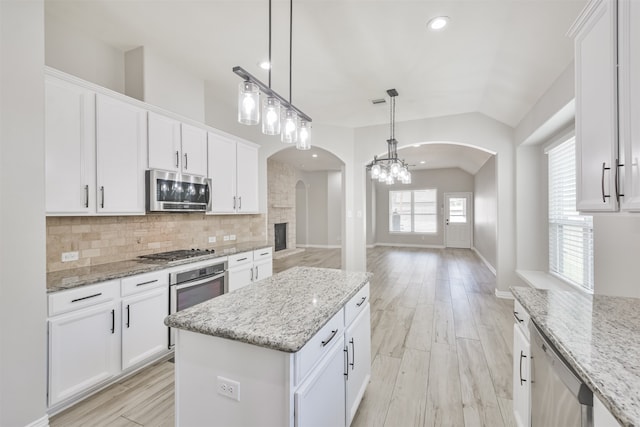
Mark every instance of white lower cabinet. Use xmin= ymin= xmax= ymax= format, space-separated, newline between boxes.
xmin=48 ymin=271 xmax=170 ymax=411
xmin=345 ymin=304 xmax=371 ymax=425
xmin=227 ymin=248 xmax=273 ymax=292
xmin=295 ymin=336 xmax=346 ymax=427
xmin=48 ymin=300 xmax=120 ymax=407
xmin=121 ymin=286 xmax=168 ymax=370
xmin=513 ymin=323 xmax=531 ymax=427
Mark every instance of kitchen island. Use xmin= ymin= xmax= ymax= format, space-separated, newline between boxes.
xmin=165 ymin=266 xmax=372 ymax=427
xmin=512 ymin=287 xmax=640 ymax=427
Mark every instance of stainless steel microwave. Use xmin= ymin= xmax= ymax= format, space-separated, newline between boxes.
xmin=146 ymin=170 xmax=212 ymax=212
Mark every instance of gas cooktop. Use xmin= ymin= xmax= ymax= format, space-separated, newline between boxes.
xmin=138 ymin=249 xmax=215 ymax=262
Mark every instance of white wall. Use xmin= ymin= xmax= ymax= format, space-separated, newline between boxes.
xmin=327 ymin=172 xmax=342 ymax=247
xmin=374 ymin=168 xmax=474 ymax=247
xmin=356 ymin=113 xmax=517 ymax=292
xmin=474 ymin=156 xmax=497 ymax=269
xmin=296 ymin=170 xmax=342 ymax=248
xmin=593 ymin=215 xmax=640 ymax=297
xmin=295 ymin=181 xmax=308 ymax=246
xmin=45 ymin=9 xmax=125 ymax=92
xmin=1 ymin=1 xmax=48 ymax=425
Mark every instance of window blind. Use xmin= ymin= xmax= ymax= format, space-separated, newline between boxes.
xmin=548 ymin=138 xmax=594 ymax=291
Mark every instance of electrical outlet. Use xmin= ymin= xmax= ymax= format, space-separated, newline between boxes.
xmin=208 ymin=236 xmax=216 ymax=243
xmin=223 ymin=235 xmax=230 ymax=241
xmin=230 ymin=234 xmax=236 ymax=241
xmin=61 ymin=251 xmax=79 ymax=262
xmin=217 ymin=376 xmax=240 ymax=401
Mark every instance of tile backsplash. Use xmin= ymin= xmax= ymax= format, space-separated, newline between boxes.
xmin=46 ymin=214 xmax=266 ymax=272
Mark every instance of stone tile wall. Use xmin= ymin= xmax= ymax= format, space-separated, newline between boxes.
xmin=267 ymin=159 xmax=297 ymax=251
xmin=46 ymin=214 xmax=266 ymax=272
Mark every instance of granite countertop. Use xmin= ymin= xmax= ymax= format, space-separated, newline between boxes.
xmin=511 ymin=287 xmax=640 ymax=427
xmin=47 ymin=242 xmax=271 ymax=293
xmin=165 ymin=266 xmax=372 ymax=353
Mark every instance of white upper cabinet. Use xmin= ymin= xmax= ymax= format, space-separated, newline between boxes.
xmin=147 ymin=112 xmax=181 ymax=173
xmin=619 ymin=0 xmax=640 ymax=211
xmin=208 ymin=132 xmax=259 ymax=214
xmin=96 ymin=94 xmax=147 ymax=214
xmin=572 ymin=0 xmax=619 ymax=212
xmin=45 ymin=75 xmax=96 ymax=215
xmin=148 ymin=114 xmax=208 ymax=177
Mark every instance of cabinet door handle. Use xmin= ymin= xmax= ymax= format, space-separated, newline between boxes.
xmin=519 ymin=351 xmax=527 ymax=386
xmin=344 ymin=346 xmax=349 ymax=379
xmin=126 ymin=304 xmax=130 ymax=328
xmin=110 ymin=309 xmax=115 ymax=334
xmin=615 ymin=160 xmax=625 ymax=202
xmin=238 ymin=196 xmax=242 ymax=210
xmin=136 ymin=279 xmax=158 ymax=287
xmin=250 ymin=265 xmax=254 ymax=281
xmin=255 ymin=266 xmax=259 ymax=280
xmin=321 ymin=329 xmax=338 ymax=347
xmin=233 ymin=196 xmax=236 ymax=210
xmin=602 ymin=162 xmax=611 ymax=203
xmin=100 ymin=186 xmax=105 ymax=209
xmin=513 ymin=311 xmax=524 ymax=323
xmin=184 ymin=153 xmax=188 ymax=170
xmin=175 ymin=150 xmax=180 ymax=168
xmin=356 ymin=296 xmax=367 ymax=307
xmin=71 ymin=292 xmax=102 ymax=303
xmin=84 ymin=185 xmax=89 ymax=208
xmin=349 ymin=338 xmax=355 ymax=370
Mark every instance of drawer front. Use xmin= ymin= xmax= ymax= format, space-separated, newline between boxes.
xmin=227 ymin=251 xmax=253 ymax=268
xmin=513 ymin=299 xmax=530 ymax=338
xmin=121 ymin=270 xmax=168 ymax=297
xmin=49 ymin=280 xmax=120 ymax=317
xmin=294 ymin=309 xmax=344 ymax=386
xmin=344 ymin=282 xmax=370 ymax=327
xmin=253 ymin=247 xmax=272 ymax=262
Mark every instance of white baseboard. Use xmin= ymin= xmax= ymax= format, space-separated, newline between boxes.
xmin=494 ymin=289 xmax=514 ymax=300
xmin=298 ymin=244 xmax=342 ymax=249
xmin=25 ymin=415 xmax=49 ymax=427
xmin=374 ymin=243 xmax=446 ymax=249
xmin=472 ymin=246 xmax=496 ymax=276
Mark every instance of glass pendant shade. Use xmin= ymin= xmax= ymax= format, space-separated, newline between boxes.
xmin=378 ymin=167 xmax=388 ymax=182
xmin=386 ymin=174 xmax=395 ymax=185
xmin=371 ymin=164 xmax=381 ymax=178
xmin=404 ymin=171 xmax=412 ymax=184
xmin=297 ymin=120 xmax=311 ymax=150
xmin=390 ymin=161 xmax=401 ymax=177
xmin=238 ymin=81 xmax=260 ymax=125
xmin=262 ymin=97 xmax=281 ymax=135
xmin=281 ymin=109 xmax=298 ymax=143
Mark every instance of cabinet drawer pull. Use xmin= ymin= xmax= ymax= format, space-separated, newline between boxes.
xmin=602 ymin=162 xmax=611 ymax=203
xmin=344 ymin=346 xmax=349 ymax=379
xmin=126 ymin=304 xmax=130 ymax=328
xmin=356 ymin=296 xmax=367 ymax=307
xmin=321 ymin=329 xmax=338 ymax=347
xmin=136 ymin=279 xmax=158 ymax=287
xmin=519 ymin=350 xmax=527 ymax=385
xmin=110 ymin=309 xmax=115 ymax=334
xmin=260 ymin=252 xmax=269 ymax=256
xmin=71 ymin=293 xmax=102 ymax=303
xmin=513 ymin=311 xmax=524 ymax=323
xmin=84 ymin=185 xmax=89 ymax=208
xmin=237 ymin=257 xmax=248 ymax=262
xmin=349 ymin=338 xmax=355 ymax=370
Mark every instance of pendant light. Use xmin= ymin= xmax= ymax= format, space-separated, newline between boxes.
xmin=366 ymin=89 xmax=411 ymax=184
xmin=233 ymin=0 xmax=311 ymax=150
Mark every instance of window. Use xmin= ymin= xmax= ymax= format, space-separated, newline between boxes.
xmin=389 ymin=189 xmax=437 ymax=233
xmin=547 ymin=137 xmax=594 ymax=291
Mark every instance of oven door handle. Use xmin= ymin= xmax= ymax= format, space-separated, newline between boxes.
xmin=173 ymin=272 xmax=227 ymax=290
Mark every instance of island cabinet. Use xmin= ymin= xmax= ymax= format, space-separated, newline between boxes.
xmin=512 ymin=299 xmax=531 ymax=427
xmin=168 ymin=267 xmax=371 ymax=427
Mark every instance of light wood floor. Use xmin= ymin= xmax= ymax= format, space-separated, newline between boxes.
xmin=50 ymin=247 xmax=515 ymax=427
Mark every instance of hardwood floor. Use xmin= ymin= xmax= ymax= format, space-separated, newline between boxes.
xmin=49 ymin=247 xmax=514 ymax=427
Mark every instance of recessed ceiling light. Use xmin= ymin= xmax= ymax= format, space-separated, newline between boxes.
xmin=312 ymin=154 xmax=318 ymax=158
xmin=258 ymin=61 xmax=271 ymax=70
xmin=420 ymin=160 xmax=426 ymax=164
xmin=427 ymin=16 xmax=450 ymax=31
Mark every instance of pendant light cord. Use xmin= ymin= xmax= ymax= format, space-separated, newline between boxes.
xmin=268 ymin=0 xmax=272 ymax=88
xmin=289 ymin=0 xmax=293 ymax=103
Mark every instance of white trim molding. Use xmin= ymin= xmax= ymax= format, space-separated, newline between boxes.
xmin=472 ymin=247 xmax=496 ymax=276
xmin=494 ymin=289 xmax=514 ymax=300
xmin=25 ymin=415 xmax=49 ymax=427
xmin=297 ymin=244 xmax=342 ymax=249
xmin=374 ymin=243 xmax=446 ymax=249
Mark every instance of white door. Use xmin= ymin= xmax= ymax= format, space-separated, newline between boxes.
xmin=236 ymin=142 xmax=259 ymax=213
xmin=121 ymin=287 xmax=168 ymax=370
xmin=345 ymin=305 xmax=371 ymax=426
xmin=208 ymin=132 xmax=237 ymax=213
xmin=180 ymin=123 xmax=208 ymax=177
xmin=445 ymin=192 xmax=472 ymax=248
xmin=48 ymin=302 xmax=120 ymax=406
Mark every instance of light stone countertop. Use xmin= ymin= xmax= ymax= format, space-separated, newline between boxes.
xmin=511 ymin=287 xmax=640 ymax=427
xmin=47 ymin=242 xmax=270 ymax=293
xmin=165 ymin=266 xmax=372 ymax=353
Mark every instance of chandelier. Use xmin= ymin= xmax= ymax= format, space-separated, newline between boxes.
xmin=366 ymin=89 xmax=411 ymax=184
xmin=233 ymin=0 xmax=311 ymax=150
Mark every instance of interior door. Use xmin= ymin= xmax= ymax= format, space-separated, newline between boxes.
xmin=444 ymin=192 xmax=472 ymax=248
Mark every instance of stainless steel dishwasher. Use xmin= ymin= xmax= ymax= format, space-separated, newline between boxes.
xmin=530 ymin=322 xmax=593 ymax=427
